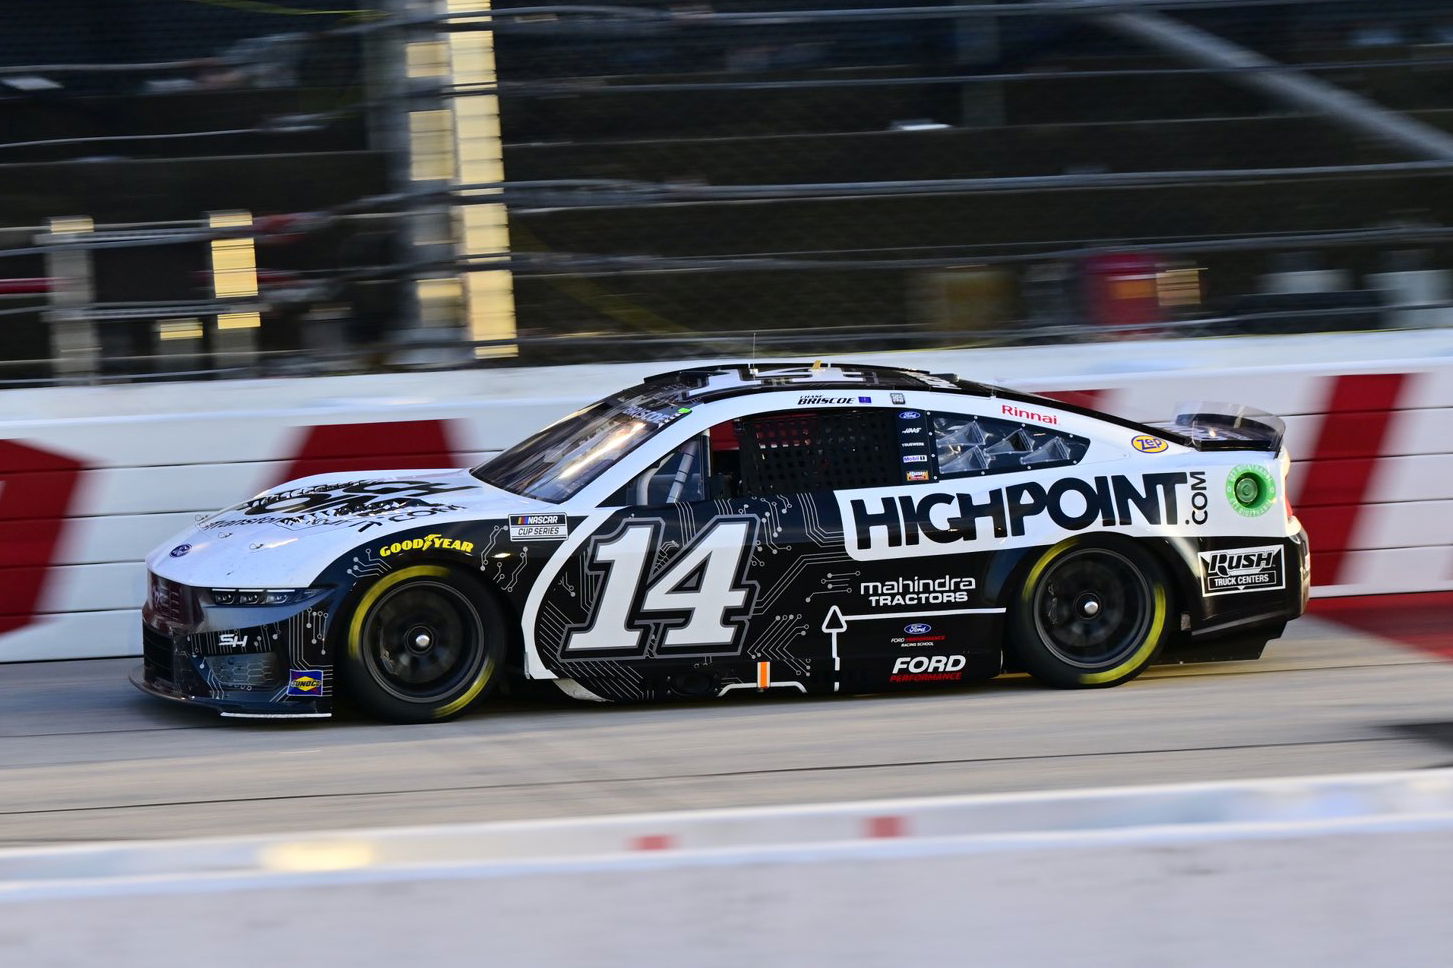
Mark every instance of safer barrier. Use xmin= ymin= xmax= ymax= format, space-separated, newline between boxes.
xmin=4 ymin=771 xmax=1453 ymax=967
xmin=2 ymin=327 xmax=1450 ymax=661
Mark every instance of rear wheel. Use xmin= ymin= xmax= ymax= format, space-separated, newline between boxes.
xmin=1010 ymin=539 xmax=1170 ymax=688
xmin=340 ymin=565 xmax=504 ymax=723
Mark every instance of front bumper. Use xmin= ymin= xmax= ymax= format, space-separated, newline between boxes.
xmin=135 ymin=575 xmax=337 ymax=718
xmin=130 ymin=664 xmax=330 ymax=718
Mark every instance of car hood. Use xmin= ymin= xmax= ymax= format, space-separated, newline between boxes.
xmin=146 ymin=467 xmax=558 ymax=587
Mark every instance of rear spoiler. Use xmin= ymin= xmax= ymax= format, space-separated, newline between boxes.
xmin=1144 ymin=402 xmax=1285 ymax=453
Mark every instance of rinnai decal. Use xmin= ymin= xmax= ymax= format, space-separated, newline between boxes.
xmin=508 ymin=513 xmax=570 ymax=540
xmin=845 ymin=471 xmax=1216 ymax=558
xmin=891 ymin=654 xmax=967 ymax=682
xmin=379 ymin=533 xmax=476 ymax=557
xmin=1001 ymin=404 xmax=1058 ymax=425
xmin=1200 ymin=545 xmax=1285 ymax=596
xmin=861 ymin=576 xmax=975 ymax=608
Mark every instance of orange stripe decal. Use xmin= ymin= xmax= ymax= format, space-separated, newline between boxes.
xmin=757 ymin=661 xmax=770 ymax=689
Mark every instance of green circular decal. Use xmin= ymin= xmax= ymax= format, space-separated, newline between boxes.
xmin=1226 ymin=464 xmax=1277 ymax=517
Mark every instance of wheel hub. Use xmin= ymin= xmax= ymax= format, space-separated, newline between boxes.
xmin=1076 ymin=593 xmax=1102 ymax=619
xmin=405 ymin=626 xmax=434 ymax=655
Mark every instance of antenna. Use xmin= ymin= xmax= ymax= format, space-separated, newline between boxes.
xmin=749 ymin=332 xmax=758 ymax=377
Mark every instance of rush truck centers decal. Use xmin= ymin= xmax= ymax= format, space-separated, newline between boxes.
xmin=1200 ymin=545 xmax=1285 ymax=596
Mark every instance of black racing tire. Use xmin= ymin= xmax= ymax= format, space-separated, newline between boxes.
xmin=339 ymin=565 xmax=505 ymax=723
xmin=1009 ymin=537 xmax=1172 ymax=689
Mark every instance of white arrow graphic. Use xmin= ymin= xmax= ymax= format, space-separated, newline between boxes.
xmin=821 ymin=604 xmax=848 ymax=692
xmin=820 ymin=604 xmax=1007 ymax=693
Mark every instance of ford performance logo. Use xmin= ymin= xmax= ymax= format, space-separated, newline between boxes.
xmin=904 ymin=623 xmax=933 ymax=635
xmin=169 ymin=544 xmax=191 ymax=558
xmin=899 ymin=411 xmax=921 ymax=420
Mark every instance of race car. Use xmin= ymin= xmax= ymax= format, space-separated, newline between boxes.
xmin=134 ymin=362 xmax=1309 ymax=722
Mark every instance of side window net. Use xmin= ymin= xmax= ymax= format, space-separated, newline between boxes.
xmin=737 ymin=410 xmax=899 ymax=495
xmin=932 ymin=413 xmax=1088 ymax=477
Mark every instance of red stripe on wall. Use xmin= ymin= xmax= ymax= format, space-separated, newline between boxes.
xmin=1296 ymin=374 xmax=1408 ymax=585
xmin=275 ymin=419 xmax=459 ymax=487
xmin=1036 ymin=389 xmax=1105 ymax=411
xmin=0 ymin=441 xmax=87 ymax=635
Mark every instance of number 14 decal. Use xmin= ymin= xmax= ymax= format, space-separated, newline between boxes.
xmin=565 ymin=516 xmax=759 ymax=654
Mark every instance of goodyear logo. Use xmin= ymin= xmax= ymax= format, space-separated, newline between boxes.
xmin=378 ymin=532 xmax=475 ymax=557
xmin=287 ymin=669 xmax=323 ymax=696
xmin=1132 ymin=436 xmax=1168 ymax=454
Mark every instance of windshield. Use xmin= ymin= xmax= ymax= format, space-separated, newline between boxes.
xmin=472 ymin=389 xmax=687 ymax=502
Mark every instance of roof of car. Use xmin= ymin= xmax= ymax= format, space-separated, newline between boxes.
xmin=641 ymin=362 xmax=997 ymax=404
xmin=634 ymin=361 xmax=1181 ymax=441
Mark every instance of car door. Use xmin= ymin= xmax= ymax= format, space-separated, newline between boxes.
xmin=527 ymin=404 xmax=917 ymax=698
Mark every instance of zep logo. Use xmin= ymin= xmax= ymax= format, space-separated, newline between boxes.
xmin=1132 ymin=435 xmax=1168 ymax=454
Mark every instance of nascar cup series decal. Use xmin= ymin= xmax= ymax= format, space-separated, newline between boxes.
xmin=509 ymin=513 xmax=571 ymax=540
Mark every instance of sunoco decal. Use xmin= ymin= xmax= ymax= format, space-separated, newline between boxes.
xmin=1199 ymin=545 xmax=1285 ymax=596
xmin=287 ymin=669 xmax=323 ymax=696
xmin=509 ymin=513 xmax=570 ymax=540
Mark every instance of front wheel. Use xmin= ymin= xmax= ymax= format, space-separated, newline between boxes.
xmin=339 ymin=565 xmax=505 ymax=723
xmin=1010 ymin=539 xmax=1171 ymax=689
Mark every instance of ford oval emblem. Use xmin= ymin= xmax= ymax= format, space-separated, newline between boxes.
xmin=904 ymin=623 xmax=932 ymax=635
xmin=169 ymin=544 xmax=191 ymax=558
xmin=899 ymin=411 xmax=921 ymax=420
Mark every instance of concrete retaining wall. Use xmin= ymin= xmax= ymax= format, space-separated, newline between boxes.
xmin=3 ymin=770 xmax=1451 ymax=967
xmin=4 ymin=328 xmax=1452 ymax=660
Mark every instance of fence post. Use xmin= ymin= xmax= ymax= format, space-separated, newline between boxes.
xmin=207 ymin=210 xmax=260 ymax=369
xmin=41 ymin=216 xmax=97 ymax=381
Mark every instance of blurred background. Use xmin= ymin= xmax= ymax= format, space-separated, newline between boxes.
xmin=2 ymin=0 xmax=1453 ymax=382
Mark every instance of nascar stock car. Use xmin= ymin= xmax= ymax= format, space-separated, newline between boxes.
xmin=134 ymin=362 xmax=1309 ymax=722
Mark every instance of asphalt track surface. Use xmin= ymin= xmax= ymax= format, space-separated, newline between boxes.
xmin=4 ymin=612 xmax=1453 ymax=847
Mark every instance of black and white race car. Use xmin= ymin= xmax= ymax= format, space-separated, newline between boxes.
xmin=134 ymin=363 xmax=1309 ymax=722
